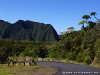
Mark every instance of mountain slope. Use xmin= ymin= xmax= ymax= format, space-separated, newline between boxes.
xmin=0 ymin=20 xmax=59 ymax=42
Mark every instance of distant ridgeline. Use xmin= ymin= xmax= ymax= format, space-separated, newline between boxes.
xmin=0 ymin=20 xmax=59 ymax=42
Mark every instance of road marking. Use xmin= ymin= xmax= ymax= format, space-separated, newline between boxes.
xmin=62 ymin=71 xmax=99 ymax=74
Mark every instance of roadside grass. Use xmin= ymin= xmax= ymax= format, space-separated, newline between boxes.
xmin=0 ymin=64 xmax=57 ymax=75
xmin=0 ymin=64 xmax=40 ymax=75
xmin=90 ymin=63 xmax=100 ymax=68
xmin=0 ymin=64 xmax=14 ymax=75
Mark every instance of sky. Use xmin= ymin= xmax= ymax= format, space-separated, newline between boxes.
xmin=0 ymin=0 xmax=100 ymax=34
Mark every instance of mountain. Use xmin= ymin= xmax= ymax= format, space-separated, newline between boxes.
xmin=0 ymin=20 xmax=59 ymax=42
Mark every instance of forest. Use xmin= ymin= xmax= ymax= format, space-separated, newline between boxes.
xmin=0 ymin=12 xmax=100 ymax=67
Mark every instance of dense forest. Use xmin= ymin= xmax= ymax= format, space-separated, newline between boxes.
xmin=0 ymin=12 xmax=100 ymax=67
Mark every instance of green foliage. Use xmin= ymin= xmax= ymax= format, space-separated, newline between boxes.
xmin=93 ymin=50 xmax=100 ymax=64
xmin=0 ymin=23 xmax=100 ymax=65
xmin=76 ymin=52 xmax=83 ymax=62
xmin=48 ymin=50 xmax=60 ymax=58
xmin=94 ymin=38 xmax=100 ymax=64
xmin=90 ymin=12 xmax=99 ymax=22
xmin=0 ymin=12 xmax=100 ymax=66
xmin=88 ymin=21 xmax=96 ymax=29
xmin=78 ymin=20 xmax=87 ymax=25
xmin=0 ymin=20 xmax=59 ymax=42
xmin=59 ymin=17 xmax=100 ymax=65
xmin=82 ymin=48 xmax=92 ymax=64
xmin=84 ymin=56 xmax=92 ymax=64
xmin=82 ymin=15 xmax=91 ymax=22
xmin=0 ymin=40 xmax=49 ymax=63
xmin=0 ymin=47 xmax=9 ymax=63
xmin=94 ymin=38 xmax=100 ymax=51
xmin=66 ymin=51 xmax=76 ymax=61
xmin=90 ymin=12 xmax=97 ymax=16
xmin=48 ymin=43 xmax=61 ymax=58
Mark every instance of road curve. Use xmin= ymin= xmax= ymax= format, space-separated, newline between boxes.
xmin=37 ymin=61 xmax=100 ymax=75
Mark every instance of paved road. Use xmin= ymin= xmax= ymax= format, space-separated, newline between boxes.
xmin=37 ymin=61 xmax=100 ymax=75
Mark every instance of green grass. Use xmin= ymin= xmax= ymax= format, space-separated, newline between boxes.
xmin=0 ymin=64 xmax=42 ymax=75
xmin=0 ymin=65 xmax=14 ymax=75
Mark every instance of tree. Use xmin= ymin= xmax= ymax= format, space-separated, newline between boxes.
xmin=67 ymin=27 xmax=75 ymax=33
xmin=90 ymin=12 xmax=99 ymax=22
xmin=78 ymin=20 xmax=87 ymax=49
xmin=0 ymin=47 xmax=9 ymax=63
xmin=78 ymin=20 xmax=87 ymax=31
xmin=82 ymin=15 xmax=91 ymax=23
xmin=88 ymin=21 xmax=96 ymax=29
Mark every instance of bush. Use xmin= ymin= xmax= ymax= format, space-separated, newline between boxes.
xmin=93 ymin=50 xmax=100 ymax=64
xmin=66 ymin=51 xmax=76 ymax=61
xmin=76 ymin=52 xmax=83 ymax=62
xmin=84 ymin=56 xmax=92 ymax=64
xmin=0 ymin=47 xmax=9 ymax=63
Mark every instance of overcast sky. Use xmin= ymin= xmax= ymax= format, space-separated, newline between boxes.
xmin=0 ymin=0 xmax=100 ymax=34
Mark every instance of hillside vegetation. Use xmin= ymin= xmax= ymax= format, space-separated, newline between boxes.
xmin=0 ymin=20 xmax=59 ymax=41
xmin=0 ymin=12 xmax=100 ymax=67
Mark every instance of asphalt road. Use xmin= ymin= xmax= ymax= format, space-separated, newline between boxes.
xmin=37 ymin=61 xmax=100 ymax=75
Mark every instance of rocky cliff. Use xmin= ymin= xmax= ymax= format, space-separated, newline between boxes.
xmin=0 ymin=20 xmax=59 ymax=42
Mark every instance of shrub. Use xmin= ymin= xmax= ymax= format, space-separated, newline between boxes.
xmin=93 ymin=50 xmax=100 ymax=64
xmin=76 ymin=52 xmax=83 ymax=62
xmin=84 ymin=56 xmax=92 ymax=64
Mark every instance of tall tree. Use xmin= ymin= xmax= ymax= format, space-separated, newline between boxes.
xmin=78 ymin=20 xmax=87 ymax=31
xmin=90 ymin=12 xmax=99 ymax=22
xmin=78 ymin=20 xmax=87 ymax=49
xmin=82 ymin=15 xmax=91 ymax=23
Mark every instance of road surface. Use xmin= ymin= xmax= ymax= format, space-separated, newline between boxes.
xmin=37 ymin=61 xmax=100 ymax=75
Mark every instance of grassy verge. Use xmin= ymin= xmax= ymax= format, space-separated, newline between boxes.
xmin=0 ymin=64 xmax=57 ymax=75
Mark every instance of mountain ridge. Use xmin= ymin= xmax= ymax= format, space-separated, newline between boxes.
xmin=0 ymin=20 xmax=59 ymax=42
